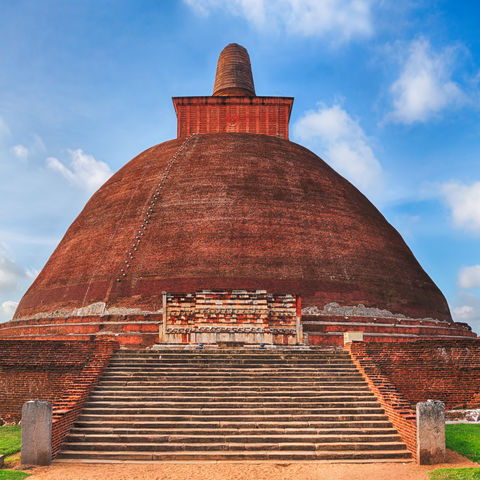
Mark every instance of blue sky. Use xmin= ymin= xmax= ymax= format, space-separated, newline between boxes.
xmin=1 ymin=0 xmax=479 ymax=332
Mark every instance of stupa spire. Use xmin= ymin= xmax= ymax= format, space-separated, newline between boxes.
xmin=213 ymin=43 xmax=255 ymax=96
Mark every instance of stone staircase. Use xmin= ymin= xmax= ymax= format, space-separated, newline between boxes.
xmin=55 ymin=348 xmax=412 ymax=462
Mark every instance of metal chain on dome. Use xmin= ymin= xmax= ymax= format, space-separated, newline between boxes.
xmin=116 ymin=132 xmax=199 ymax=282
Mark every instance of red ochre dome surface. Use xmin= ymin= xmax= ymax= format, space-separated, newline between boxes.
xmin=15 ymin=133 xmax=450 ymax=322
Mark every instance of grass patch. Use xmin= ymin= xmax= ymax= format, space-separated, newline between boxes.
xmin=0 ymin=472 xmax=30 ymax=479
xmin=446 ymin=424 xmax=480 ymax=463
xmin=429 ymin=468 xmax=480 ymax=480
xmin=0 ymin=426 xmax=21 ymax=457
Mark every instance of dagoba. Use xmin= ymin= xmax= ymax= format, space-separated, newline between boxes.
xmin=0 ymin=43 xmax=475 ymax=346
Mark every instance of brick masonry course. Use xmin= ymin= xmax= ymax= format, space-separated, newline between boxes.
xmin=0 ymin=339 xmax=117 ymax=428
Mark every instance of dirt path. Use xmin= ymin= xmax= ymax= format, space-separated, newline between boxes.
xmin=23 ymin=450 xmax=478 ymax=480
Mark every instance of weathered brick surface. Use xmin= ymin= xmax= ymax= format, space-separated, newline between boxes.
xmin=0 ymin=315 xmax=160 ymax=346
xmin=348 ymin=340 xmax=480 ymax=410
xmin=11 ymin=133 xmax=453 ymax=326
xmin=164 ymin=290 xmax=299 ymax=344
xmin=173 ymin=97 xmax=293 ymax=139
xmin=305 ymin=314 xmax=475 ymax=345
xmin=0 ymin=340 xmax=117 ymax=423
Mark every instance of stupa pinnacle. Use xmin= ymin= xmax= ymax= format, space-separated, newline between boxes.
xmin=213 ymin=43 xmax=256 ymax=96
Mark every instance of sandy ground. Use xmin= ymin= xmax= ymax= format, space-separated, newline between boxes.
xmin=22 ymin=450 xmax=478 ymax=480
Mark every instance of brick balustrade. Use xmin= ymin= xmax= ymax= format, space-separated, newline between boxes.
xmin=50 ymin=340 xmax=118 ymax=458
xmin=345 ymin=341 xmax=418 ymax=459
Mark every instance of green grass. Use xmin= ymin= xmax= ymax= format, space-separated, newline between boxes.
xmin=0 ymin=472 xmax=30 ymax=480
xmin=0 ymin=426 xmax=30 ymax=479
xmin=446 ymin=424 xmax=480 ymax=463
xmin=0 ymin=426 xmax=22 ymax=457
xmin=429 ymin=468 xmax=480 ymax=480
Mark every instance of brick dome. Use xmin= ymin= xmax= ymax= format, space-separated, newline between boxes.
xmin=4 ymin=43 xmax=474 ymax=347
xmin=15 ymin=132 xmax=450 ymax=322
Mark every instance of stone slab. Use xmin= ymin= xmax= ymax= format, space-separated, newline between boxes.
xmin=21 ymin=400 xmax=52 ymax=466
xmin=417 ymin=400 xmax=445 ymax=465
xmin=344 ymin=331 xmax=364 ymax=344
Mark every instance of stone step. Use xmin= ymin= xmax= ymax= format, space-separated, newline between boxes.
xmin=88 ymin=393 xmax=377 ymax=406
xmin=90 ymin=388 xmax=376 ymax=402
xmin=79 ymin=407 xmax=386 ymax=416
xmin=97 ymin=380 xmax=367 ymax=387
xmin=76 ymin=413 xmax=390 ymax=422
xmin=109 ymin=360 xmax=353 ymax=370
xmin=84 ymin=402 xmax=381 ymax=410
xmin=92 ymin=385 xmax=372 ymax=393
xmin=113 ymin=351 xmax=348 ymax=358
xmin=60 ymin=440 xmax=407 ymax=453
xmin=69 ymin=427 xmax=398 ymax=436
xmin=73 ymin=420 xmax=395 ymax=430
xmin=56 ymin=449 xmax=412 ymax=462
xmin=65 ymin=433 xmax=402 ymax=444
xmin=111 ymin=353 xmax=352 ymax=365
xmin=105 ymin=365 xmax=358 ymax=372
xmin=110 ymin=356 xmax=352 ymax=363
xmin=103 ymin=368 xmax=363 ymax=382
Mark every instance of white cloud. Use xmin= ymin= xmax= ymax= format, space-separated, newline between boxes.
xmin=11 ymin=144 xmax=29 ymax=160
xmin=451 ymin=293 xmax=480 ymax=334
xmin=1 ymin=300 xmax=18 ymax=319
xmin=9 ymin=135 xmax=45 ymax=162
xmin=184 ymin=0 xmax=373 ymax=41
xmin=47 ymin=149 xmax=112 ymax=193
xmin=458 ymin=265 xmax=480 ymax=289
xmin=0 ymin=252 xmax=29 ymax=292
xmin=389 ymin=38 xmax=464 ymax=124
xmin=293 ymin=104 xmax=382 ymax=194
xmin=441 ymin=181 xmax=480 ymax=233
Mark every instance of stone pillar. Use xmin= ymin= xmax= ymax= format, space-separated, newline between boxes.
xmin=160 ymin=291 xmax=167 ymax=343
xmin=296 ymin=296 xmax=303 ymax=344
xmin=417 ymin=400 xmax=445 ymax=465
xmin=21 ymin=400 xmax=52 ymax=466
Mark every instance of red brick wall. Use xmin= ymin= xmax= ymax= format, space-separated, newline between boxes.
xmin=0 ymin=340 xmax=117 ymax=423
xmin=348 ymin=339 xmax=480 ymax=410
xmin=305 ymin=314 xmax=476 ymax=345
xmin=173 ymin=97 xmax=293 ymax=139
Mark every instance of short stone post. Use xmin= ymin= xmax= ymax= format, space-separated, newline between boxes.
xmin=417 ymin=400 xmax=445 ymax=465
xmin=21 ymin=400 xmax=52 ymax=466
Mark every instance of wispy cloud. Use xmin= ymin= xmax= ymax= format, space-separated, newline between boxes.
xmin=0 ymin=300 xmax=18 ymax=321
xmin=184 ymin=0 xmax=373 ymax=42
xmin=11 ymin=144 xmax=29 ymax=161
xmin=388 ymin=38 xmax=464 ymax=124
xmin=441 ymin=181 xmax=480 ymax=233
xmin=458 ymin=265 xmax=480 ymax=289
xmin=47 ymin=149 xmax=112 ymax=194
xmin=293 ymin=104 xmax=382 ymax=195
xmin=0 ymin=116 xmax=11 ymax=142
xmin=451 ymin=293 xmax=480 ymax=334
xmin=0 ymin=251 xmax=35 ymax=292
xmin=12 ymin=134 xmax=46 ymax=160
